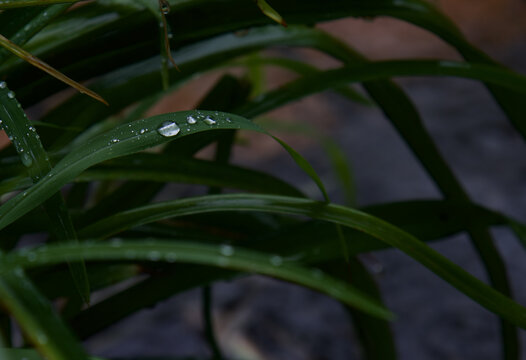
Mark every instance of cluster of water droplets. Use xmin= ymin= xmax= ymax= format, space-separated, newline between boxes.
xmin=156 ymin=112 xmax=224 ymax=138
xmin=0 ymin=82 xmax=39 ymax=168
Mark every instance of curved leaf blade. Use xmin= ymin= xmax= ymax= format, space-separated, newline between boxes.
xmin=2 ymin=240 xmax=393 ymax=320
xmin=77 ymin=193 xmax=526 ymax=329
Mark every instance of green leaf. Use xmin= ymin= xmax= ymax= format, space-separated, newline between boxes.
xmin=236 ymin=60 xmax=526 ymax=118
xmin=0 ymin=110 xmax=324 ymax=230
xmin=0 ymin=0 xmax=80 ymax=9
xmin=74 ymin=193 xmax=526 ymax=329
xmin=0 ymin=269 xmax=89 ymax=360
xmin=2 ymin=240 xmax=393 ymax=320
xmin=0 ymin=82 xmax=90 ymax=304
xmin=255 ymin=0 xmax=287 ymax=27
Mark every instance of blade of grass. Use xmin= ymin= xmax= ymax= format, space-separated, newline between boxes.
xmin=72 ymin=193 xmax=526 ymax=329
xmin=255 ymin=0 xmax=287 ymax=27
xmin=0 ymin=34 xmax=107 ymax=105
xmin=0 ymin=269 xmax=89 ymax=360
xmin=0 ymin=4 xmax=70 ymax=63
xmin=236 ymin=60 xmax=526 ymax=117
xmin=0 ymin=110 xmax=325 ymax=230
xmin=2 ymin=240 xmax=393 ymax=320
xmin=0 ymin=0 xmax=80 ymax=9
xmin=0 ymin=83 xmax=90 ymax=303
xmin=67 ymin=199 xmax=520 ymax=339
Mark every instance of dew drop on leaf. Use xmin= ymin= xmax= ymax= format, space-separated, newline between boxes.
xmin=157 ymin=121 xmax=181 ymax=137
xmin=0 ymin=81 xmax=6 ymax=89
xmin=203 ymin=116 xmax=216 ymax=125
xmin=219 ymin=244 xmax=234 ymax=256
xmin=7 ymin=91 xmax=15 ymax=99
xmin=270 ymin=255 xmax=283 ymax=266
xmin=186 ymin=115 xmax=197 ymax=124
xmin=21 ymin=153 xmax=33 ymax=167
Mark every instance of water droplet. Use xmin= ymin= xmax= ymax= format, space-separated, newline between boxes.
xmin=148 ymin=251 xmax=161 ymax=261
xmin=21 ymin=153 xmax=33 ymax=167
xmin=160 ymin=0 xmax=170 ymax=14
xmin=139 ymin=128 xmax=148 ymax=134
xmin=110 ymin=238 xmax=123 ymax=248
xmin=270 ymin=255 xmax=283 ymax=266
xmin=219 ymin=244 xmax=234 ymax=256
xmin=168 ymin=32 xmax=173 ymax=39
xmin=186 ymin=115 xmax=197 ymax=124
xmin=0 ymin=81 xmax=6 ymax=89
xmin=7 ymin=91 xmax=15 ymax=99
xmin=203 ymin=116 xmax=216 ymax=125
xmin=157 ymin=121 xmax=180 ymax=137
xmin=111 ymin=138 xmax=119 ymax=143
xmin=226 ymin=117 xmax=232 ymax=123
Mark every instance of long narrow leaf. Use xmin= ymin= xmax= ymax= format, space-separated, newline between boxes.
xmin=0 ymin=82 xmax=90 ymax=303
xmin=73 ymin=193 xmax=526 ymax=329
xmin=2 ymin=240 xmax=393 ymax=320
xmin=0 ymin=110 xmax=325 ymax=230
xmin=0 ymin=269 xmax=89 ymax=360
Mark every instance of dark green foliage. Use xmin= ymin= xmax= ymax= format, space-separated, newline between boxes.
xmin=0 ymin=1 xmax=525 ymax=360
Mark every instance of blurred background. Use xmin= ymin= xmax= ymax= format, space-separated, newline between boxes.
xmin=3 ymin=0 xmax=526 ymax=359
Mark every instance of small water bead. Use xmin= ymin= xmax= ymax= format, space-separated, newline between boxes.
xmin=270 ymin=255 xmax=283 ymax=266
xmin=139 ymin=128 xmax=148 ymax=134
xmin=7 ymin=91 xmax=15 ymax=99
xmin=186 ymin=115 xmax=197 ymax=124
xmin=111 ymin=138 xmax=119 ymax=143
xmin=219 ymin=244 xmax=234 ymax=256
xmin=161 ymin=2 xmax=170 ymax=15
xmin=0 ymin=81 xmax=6 ymax=89
xmin=21 ymin=153 xmax=33 ymax=167
xmin=110 ymin=238 xmax=123 ymax=248
xmin=203 ymin=116 xmax=216 ymax=125
xmin=157 ymin=121 xmax=180 ymax=137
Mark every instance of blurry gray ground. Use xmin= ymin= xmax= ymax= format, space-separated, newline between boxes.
xmin=85 ymin=44 xmax=526 ymax=360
